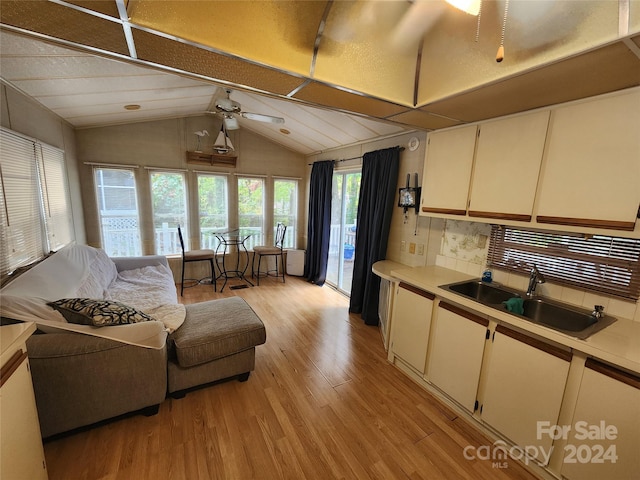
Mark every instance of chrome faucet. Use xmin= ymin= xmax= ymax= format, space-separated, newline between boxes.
xmin=526 ymin=264 xmax=546 ymax=296
xmin=592 ymin=305 xmax=605 ymax=319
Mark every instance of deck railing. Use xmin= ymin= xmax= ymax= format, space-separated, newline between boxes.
xmin=101 ymin=223 xmax=294 ymax=256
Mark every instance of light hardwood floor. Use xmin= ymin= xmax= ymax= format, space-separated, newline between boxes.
xmin=43 ymin=276 xmax=538 ymax=480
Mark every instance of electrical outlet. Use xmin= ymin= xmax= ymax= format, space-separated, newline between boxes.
xmin=400 ymin=240 xmax=406 ymax=252
xmin=417 ymin=243 xmax=425 ymax=255
xmin=409 ymin=242 xmax=416 ymax=254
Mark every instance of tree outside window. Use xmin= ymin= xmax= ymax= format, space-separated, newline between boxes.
xmin=274 ymin=178 xmax=297 ymax=249
xmin=150 ymin=171 xmax=187 ymax=255
xmin=198 ymin=173 xmax=228 ymax=250
xmin=237 ymin=177 xmax=264 ymax=250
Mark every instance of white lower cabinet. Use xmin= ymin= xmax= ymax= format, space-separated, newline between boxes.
xmin=1 ymin=324 xmax=48 ymax=480
xmin=427 ymin=302 xmax=489 ymax=413
xmin=561 ymin=359 xmax=640 ymax=480
xmin=480 ymin=325 xmax=572 ymax=465
xmin=390 ymin=283 xmax=435 ymax=374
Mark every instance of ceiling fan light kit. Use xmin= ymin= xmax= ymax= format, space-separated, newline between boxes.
xmin=207 ymin=89 xmax=285 ymax=131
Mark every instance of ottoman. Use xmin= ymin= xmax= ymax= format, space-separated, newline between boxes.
xmin=167 ymin=297 xmax=266 ymax=396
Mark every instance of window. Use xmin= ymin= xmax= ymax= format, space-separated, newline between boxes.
xmin=487 ymin=225 xmax=640 ymax=301
xmin=150 ymin=170 xmax=188 ymax=255
xmin=198 ymin=173 xmax=228 ymax=250
xmin=273 ymin=178 xmax=298 ymax=248
xmin=38 ymin=143 xmax=74 ymax=251
xmin=0 ymin=129 xmax=75 ymax=280
xmin=237 ymin=176 xmax=264 ymax=250
xmin=0 ymin=131 xmax=44 ymax=276
xmin=94 ymin=167 xmax=142 ymax=257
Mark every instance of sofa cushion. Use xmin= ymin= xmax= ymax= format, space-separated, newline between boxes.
xmin=48 ymin=298 xmax=155 ymax=327
xmin=170 ymin=297 xmax=266 ymax=368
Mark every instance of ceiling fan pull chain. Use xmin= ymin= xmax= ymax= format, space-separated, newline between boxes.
xmin=475 ymin=0 xmax=483 ymax=43
xmin=496 ymin=0 xmax=509 ymax=62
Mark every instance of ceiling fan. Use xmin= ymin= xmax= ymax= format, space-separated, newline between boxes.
xmin=206 ymin=89 xmax=285 ymax=130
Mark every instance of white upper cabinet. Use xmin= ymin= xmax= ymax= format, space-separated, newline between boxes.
xmin=468 ymin=110 xmax=550 ymax=222
xmin=421 ymin=125 xmax=477 ymax=216
xmin=536 ymin=90 xmax=640 ymax=231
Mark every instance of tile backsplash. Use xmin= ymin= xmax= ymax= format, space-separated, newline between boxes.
xmin=435 ymin=219 xmax=640 ymax=323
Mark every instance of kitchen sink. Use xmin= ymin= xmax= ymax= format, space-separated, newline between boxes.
xmin=519 ymin=298 xmax=617 ymax=339
xmin=446 ymin=280 xmax=520 ymax=305
xmin=441 ymin=279 xmax=616 ymax=339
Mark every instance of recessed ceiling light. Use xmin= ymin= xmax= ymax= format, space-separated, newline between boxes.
xmin=279 ymin=128 xmax=290 ymax=135
xmin=124 ymin=104 xmax=141 ymax=110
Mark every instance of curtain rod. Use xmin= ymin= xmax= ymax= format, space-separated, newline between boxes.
xmin=308 ymin=146 xmax=405 ymax=166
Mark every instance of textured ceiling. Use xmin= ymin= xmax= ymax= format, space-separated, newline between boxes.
xmin=1 ymin=0 xmax=640 ymax=151
xmin=0 ymin=30 xmax=406 ymax=155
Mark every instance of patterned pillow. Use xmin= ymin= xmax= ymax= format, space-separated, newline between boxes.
xmin=48 ymin=298 xmax=155 ymax=327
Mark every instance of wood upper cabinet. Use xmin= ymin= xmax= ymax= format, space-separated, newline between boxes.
xmin=421 ymin=125 xmax=477 ymax=216
xmin=561 ymin=359 xmax=640 ymax=480
xmin=480 ymin=326 xmax=571 ymax=465
xmin=426 ymin=302 xmax=488 ymax=413
xmin=390 ymin=283 xmax=435 ymax=374
xmin=468 ymin=110 xmax=550 ymax=222
xmin=536 ymin=90 xmax=640 ymax=231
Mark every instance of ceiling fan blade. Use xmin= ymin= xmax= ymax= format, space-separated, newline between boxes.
xmin=240 ymin=112 xmax=285 ymax=124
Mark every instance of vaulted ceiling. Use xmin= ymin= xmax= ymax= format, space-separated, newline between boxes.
xmin=1 ymin=0 xmax=639 ymax=154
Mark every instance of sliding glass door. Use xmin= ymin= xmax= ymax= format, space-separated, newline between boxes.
xmin=326 ymin=170 xmax=361 ymax=295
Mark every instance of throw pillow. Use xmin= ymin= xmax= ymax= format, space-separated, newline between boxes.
xmin=48 ymin=298 xmax=155 ymax=327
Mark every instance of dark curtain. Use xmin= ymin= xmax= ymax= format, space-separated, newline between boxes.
xmin=304 ymin=160 xmax=334 ymax=286
xmin=349 ymin=147 xmax=400 ymax=325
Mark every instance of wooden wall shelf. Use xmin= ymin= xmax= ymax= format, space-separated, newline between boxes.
xmin=186 ymin=151 xmax=237 ymax=168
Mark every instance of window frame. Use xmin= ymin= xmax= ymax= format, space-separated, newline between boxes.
xmin=197 ymin=172 xmax=229 ymax=250
xmin=93 ymin=166 xmax=142 ymax=257
xmin=0 ymin=128 xmax=75 ymax=280
xmin=149 ymin=169 xmax=189 ymax=255
xmin=236 ymin=175 xmax=266 ymax=250
xmin=273 ymin=177 xmax=298 ymax=249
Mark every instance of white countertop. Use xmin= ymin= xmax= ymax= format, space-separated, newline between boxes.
xmin=373 ymin=262 xmax=640 ymax=374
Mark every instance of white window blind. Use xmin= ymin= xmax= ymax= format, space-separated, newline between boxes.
xmin=488 ymin=225 xmax=640 ymax=301
xmin=38 ymin=143 xmax=74 ymax=251
xmin=0 ymin=130 xmax=45 ymax=277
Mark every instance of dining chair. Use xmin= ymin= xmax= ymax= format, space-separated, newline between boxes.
xmin=177 ymin=225 xmax=217 ymax=296
xmin=252 ymin=223 xmax=287 ymax=285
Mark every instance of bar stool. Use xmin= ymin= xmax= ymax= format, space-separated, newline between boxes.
xmin=252 ymin=223 xmax=287 ymax=285
xmin=177 ymin=225 xmax=217 ymax=296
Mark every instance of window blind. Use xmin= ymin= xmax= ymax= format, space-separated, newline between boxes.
xmin=488 ymin=225 xmax=640 ymax=301
xmin=38 ymin=143 xmax=74 ymax=251
xmin=0 ymin=130 xmax=45 ymax=276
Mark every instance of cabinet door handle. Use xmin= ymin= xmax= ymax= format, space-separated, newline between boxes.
xmin=0 ymin=349 xmax=28 ymax=388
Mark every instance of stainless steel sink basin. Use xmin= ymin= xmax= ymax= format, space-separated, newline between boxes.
xmin=445 ymin=280 xmax=521 ymax=305
xmin=441 ymin=279 xmax=616 ymax=339
xmin=518 ymin=298 xmax=617 ymax=339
